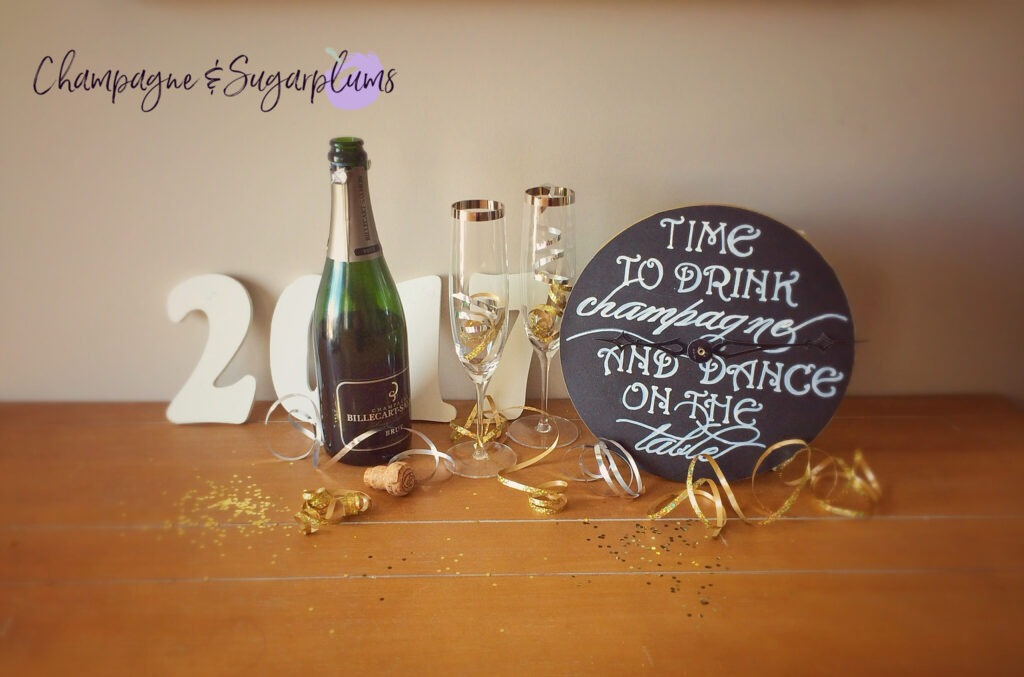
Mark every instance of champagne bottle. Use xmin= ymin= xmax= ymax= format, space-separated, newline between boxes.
xmin=313 ymin=137 xmax=411 ymax=465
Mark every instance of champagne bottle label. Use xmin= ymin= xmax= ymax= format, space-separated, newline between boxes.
xmin=327 ymin=166 xmax=382 ymax=263
xmin=333 ymin=368 xmax=411 ymax=451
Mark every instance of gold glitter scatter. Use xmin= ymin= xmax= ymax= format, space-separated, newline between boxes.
xmin=582 ymin=520 xmax=726 ymax=615
xmin=172 ymin=475 xmax=283 ymax=548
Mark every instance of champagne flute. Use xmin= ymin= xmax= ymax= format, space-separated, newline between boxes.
xmin=507 ymin=185 xmax=579 ymax=449
xmin=448 ymin=199 xmax=517 ymax=478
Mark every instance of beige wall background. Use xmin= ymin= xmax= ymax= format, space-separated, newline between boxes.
xmin=1 ymin=0 xmax=1022 ymax=405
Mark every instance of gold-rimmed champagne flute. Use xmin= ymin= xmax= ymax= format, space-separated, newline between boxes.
xmin=448 ymin=199 xmax=517 ymax=477
xmin=507 ymin=185 xmax=579 ymax=449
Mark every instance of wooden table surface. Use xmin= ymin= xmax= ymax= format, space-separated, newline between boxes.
xmin=1 ymin=396 xmax=1022 ymax=675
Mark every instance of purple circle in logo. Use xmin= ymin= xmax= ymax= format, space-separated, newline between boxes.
xmin=324 ymin=51 xmax=383 ymax=110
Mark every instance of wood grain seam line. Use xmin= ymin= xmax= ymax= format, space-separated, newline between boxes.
xmin=0 ymin=514 xmax=1021 ymax=530
xmin=2 ymin=567 xmax=1022 ymax=588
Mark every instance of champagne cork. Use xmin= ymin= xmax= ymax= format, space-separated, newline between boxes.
xmin=363 ymin=461 xmax=416 ymax=496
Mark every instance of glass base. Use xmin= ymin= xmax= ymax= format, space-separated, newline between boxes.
xmin=507 ymin=414 xmax=579 ymax=449
xmin=449 ymin=440 xmax=517 ymax=478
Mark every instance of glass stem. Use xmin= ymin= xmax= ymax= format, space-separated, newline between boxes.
xmin=473 ymin=378 xmax=489 ymax=459
xmin=535 ymin=349 xmax=553 ymax=434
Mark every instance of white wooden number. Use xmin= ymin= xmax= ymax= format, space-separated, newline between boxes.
xmin=168 ymin=273 xmax=533 ymax=425
xmin=394 ymin=276 xmax=458 ymax=422
xmin=476 ymin=272 xmax=530 ymax=417
xmin=166 ymin=274 xmax=257 ymax=424
xmin=268 ymin=275 xmax=321 ymax=423
xmin=267 ymin=274 xmax=456 ymax=423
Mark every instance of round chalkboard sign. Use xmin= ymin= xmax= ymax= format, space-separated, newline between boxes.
xmin=561 ymin=205 xmax=855 ymax=482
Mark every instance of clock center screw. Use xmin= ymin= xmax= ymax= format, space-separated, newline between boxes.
xmin=687 ymin=338 xmax=715 ymax=364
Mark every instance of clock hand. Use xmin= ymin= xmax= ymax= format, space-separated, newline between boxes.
xmin=597 ymin=332 xmax=840 ymax=364
xmin=595 ymin=332 xmax=688 ymax=357
xmin=703 ymin=332 xmax=838 ymax=360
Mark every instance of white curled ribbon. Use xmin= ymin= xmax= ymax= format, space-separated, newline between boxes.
xmin=533 ymin=234 xmax=566 ymax=284
xmin=533 ymin=218 xmax=569 ymax=286
xmin=264 ymin=395 xmax=322 ymax=462
xmin=530 ymin=185 xmax=571 ymax=287
xmin=452 ymin=292 xmax=502 ymax=334
xmin=573 ymin=438 xmax=644 ymax=499
xmin=264 ymin=394 xmax=455 ymax=483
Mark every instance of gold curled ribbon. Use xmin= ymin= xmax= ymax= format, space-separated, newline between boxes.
xmin=294 ymin=488 xmax=372 ymax=535
xmin=495 ymin=444 xmax=569 ymax=512
xmin=648 ymin=439 xmax=882 ymax=537
xmin=453 ymin=292 xmax=505 ymax=363
xmin=547 ymin=280 xmax=572 ymax=310
xmin=488 ymin=407 xmax=647 ymax=514
xmin=496 ymin=410 xmax=568 ymax=515
xmin=449 ymin=395 xmax=507 ymax=447
xmin=445 ymin=400 xmax=570 ymax=513
xmin=527 ymin=305 xmax=560 ymax=344
xmin=526 ymin=281 xmax=573 ymax=345
xmin=804 ymin=449 xmax=882 ymax=517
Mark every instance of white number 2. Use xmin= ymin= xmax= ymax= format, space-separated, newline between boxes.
xmin=166 ymin=274 xmax=257 ymax=424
